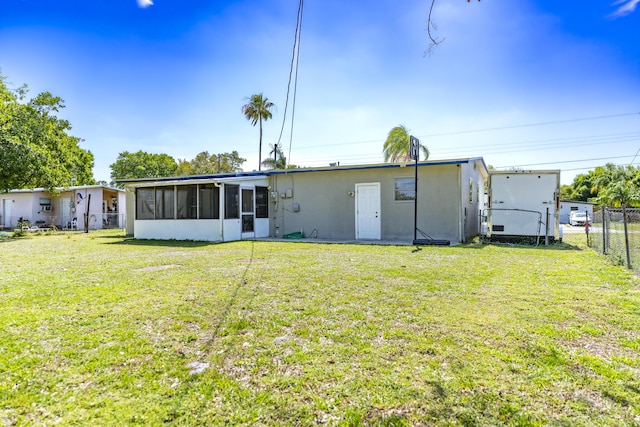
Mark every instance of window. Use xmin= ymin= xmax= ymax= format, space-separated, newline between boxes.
xmin=199 ymin=184 xmax=220 ymax=219
xmin=224 ymin=185 xmax=239 ymax=219
xmin=155 ymin=186 xmax=174 ymax=219
xmin=469 ymin=179 xmax=474 ymax=202
xmin=136 ymin=188 xmax=155 ymax=219
xmin=255 ymin=186 xmax=269 ymax=218
xmin=177 ymin=185 xmax=198 ymax=219
xmin=394 ymin=177 xmax=415 ymax=201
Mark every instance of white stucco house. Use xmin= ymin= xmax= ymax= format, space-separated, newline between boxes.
xmin=0 ymin=185 xmax=126 ymax=231
xmin=121 ymin=158 xmax=489 ymax=244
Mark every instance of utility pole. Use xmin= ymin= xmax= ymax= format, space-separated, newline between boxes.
xmin=274 ymin=144 xmax=278 ymax=169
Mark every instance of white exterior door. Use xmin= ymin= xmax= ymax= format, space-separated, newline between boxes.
xmin=3 ymin=199 xmax=12 ymax=228
xmin=61 ymin=199 xmax=73 ymax=229
xmin=355 ymin=182 xmax=381 ymax=240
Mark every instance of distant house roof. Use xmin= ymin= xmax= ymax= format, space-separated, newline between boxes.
xmin=560 ymin=199 xmax=595 ymax=205
xmin=119 ymin=157 xmax=489 ymax=186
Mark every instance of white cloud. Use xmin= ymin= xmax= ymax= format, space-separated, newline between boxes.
xmin=136 ymin=0 xmax=153 ymax=9
xmin=609 ymin=0 xmax=640 ymax=18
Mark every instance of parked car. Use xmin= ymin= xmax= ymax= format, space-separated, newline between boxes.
xmin=569 ymin=211 xmax=591 ymax=226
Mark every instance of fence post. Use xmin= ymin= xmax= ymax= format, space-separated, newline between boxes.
xmin=585 ymin=209 xmax=590 ymax=247
xmin=622 ymin=203 xmax=632 ymax=270
xmin=601 ymin=206 xmax=606 ymax=255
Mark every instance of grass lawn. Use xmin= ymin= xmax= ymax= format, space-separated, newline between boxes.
xmin=1 ymin=230 xmax=639 ymax=426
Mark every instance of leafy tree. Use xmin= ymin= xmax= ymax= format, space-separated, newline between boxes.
xmin=175 ymin=151 xmax=246 ymax=176
xmin=383 ymin=125 xmax=429 ymax=163
xmin=241 ymin=93 xmax=275 ymax=171
xmin=0 ymin=74 xmax=95 ymax=193
xmin=109 ymin=150 xmax=178 ymax=187
xmin=563 ymin=171 xmax=597 ymax=201
xmin=594 ymin=165 xmax=640 ymax=208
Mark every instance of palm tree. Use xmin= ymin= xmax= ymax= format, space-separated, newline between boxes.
xmin=383 ymin=125 xmax=429 ymax=163
xmin=262 ymin=144 xmax=288 ymax=170
xmin=242 ymin=93 xmax=275 ymax=171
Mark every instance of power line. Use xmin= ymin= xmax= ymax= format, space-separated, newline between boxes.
xmin=275 ymin=0 xmax=303 ymax=168
xmin=416 ymin=112 xmax=640 ymax=139
xmin=284 ymin=113 xmax=640 ymax=154
xmin=495 ymin=155 xmax=635 ymax=169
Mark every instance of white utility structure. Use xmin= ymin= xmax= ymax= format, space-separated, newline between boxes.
xmin=487 ymin=170 xmax=561 ymax=242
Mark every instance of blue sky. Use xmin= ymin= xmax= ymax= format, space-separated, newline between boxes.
xmin=1 ymin=0 xmax=639 ymax=185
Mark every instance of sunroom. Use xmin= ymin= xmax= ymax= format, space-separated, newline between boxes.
xmin=125 ymin=175 xmax=270 ymax=242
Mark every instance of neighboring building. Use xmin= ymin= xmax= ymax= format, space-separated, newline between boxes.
xmin=559 ymin=200 xmax=595 ymax=224
xmin=122 ymin=158 xmax=489 ymax=244
xmin=0 ymin=185 xmax=126 ymax=231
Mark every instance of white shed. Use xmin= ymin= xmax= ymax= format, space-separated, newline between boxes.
xmin=559 ymin=200 xmax=595 ymax=224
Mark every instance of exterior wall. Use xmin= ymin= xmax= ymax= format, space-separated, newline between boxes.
xmin=136 ymin=219 xmax=221 ymax=241
xmin=1 ymin=186 xmax=126 ymax=230
xmin=126 ymin=188 xmax=135 ymax=235
xmin=559 ymin=201 xmax=594 ymax=224
xmin=59 ymin=188 xmax=112 ymax=230
xmin=459 ymin=161 xmax=485 ymax=242
xmin=117 ymin=191 xmax=127 ymax=228
xmin=1 ymin=193 xmax=32 ymax=228
xmin=269 ymin=163 xmax=474 ymax=243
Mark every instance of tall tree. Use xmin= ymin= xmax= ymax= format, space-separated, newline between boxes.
xmin=594 ymin=165 xmax=640 ymax=208
xmin=0 ymin=74 xmax=95 ymax=192
xmin=383 ymin=125 xmax=429 ymax=163
xmin=175 ymin=151 xmax=246 ymax=176
xmin=241 ymin=93 xmax=275 ymax=171
xmin=109 ymin=150 xmax=178 ymax=187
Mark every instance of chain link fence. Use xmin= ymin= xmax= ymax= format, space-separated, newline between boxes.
xmin=589 ymin=207 xmax=640 ymax=273
xmin=480 ymin=208 xmax=558 ymax=246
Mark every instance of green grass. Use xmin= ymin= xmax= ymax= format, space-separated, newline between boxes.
xmin=1 ymin=230 xmax=639 ymax=426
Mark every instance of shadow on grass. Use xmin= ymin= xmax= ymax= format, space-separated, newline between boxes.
xmin=453 ymin=241 xmax=583 ymax=251
xmin=104 ymin=238 xmax=222 ymax=248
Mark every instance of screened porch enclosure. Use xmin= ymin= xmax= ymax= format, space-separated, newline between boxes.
xmin=132 ymin=178 xmax=269 ymax=242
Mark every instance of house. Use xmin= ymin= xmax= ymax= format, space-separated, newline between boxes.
xmin=559 ymin=200 xmax=595 ymax=224
xmin=0 ymin=185 xmax=126 ymax=231
xmin=122 ymin=158 xmax=489 ymax=244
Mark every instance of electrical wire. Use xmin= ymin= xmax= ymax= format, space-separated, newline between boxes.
xmin=275 ymin=0 xmax=303 ymax=168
